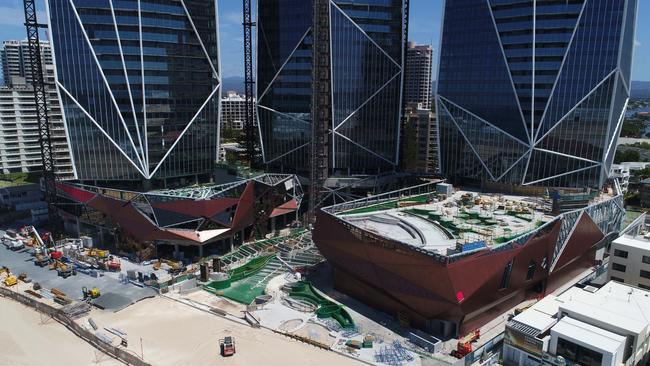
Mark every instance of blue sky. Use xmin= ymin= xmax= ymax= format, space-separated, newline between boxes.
xmin=0 ymin=0 xmax=647 ymax=80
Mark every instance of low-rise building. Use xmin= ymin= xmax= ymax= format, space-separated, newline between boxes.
xmin=503 ymin=281 xmax=650 ymax=366
xmin=614 ymin=162 xmax=650 ymax=192
xmin=608 ymin=233 xmax=650 ymax=290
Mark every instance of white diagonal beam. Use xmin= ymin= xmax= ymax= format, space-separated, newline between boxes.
xmin=334 ymin=131 xmax=396 ymax=166
xmin=334 ymin=71 xmax=401 ymax=131
xmin=330 ymin=1 xmax=402 ymax=69
xmin=484 ymin=0 xmax=530 ymax=143
xmin=257 ymin=105 xmax=311 ymax=126
xmin=57 ymin=82 xmax=147 ymax=178
xmin=109 ymin=0 xmax=145 ymax=168
xmin=257 ymin=27 xmax=312 ymax=103
xmin=180 ymin=0 xmax=219 ymax=81
xmin=534 ymin=0 xmax=589 ymax=142
xmin=149 ymin=86 xmax=220 ymax=177
xmin=265 ymin=142 xmax=310 ymax=164
xmin=438 ymin=100 xmax=497 ymax=180
xmin=438 ymin=95 xmax=529 ymax=146
xmin=68 ymin=0 xmax=145 ymax=171
xmin=138 ymin=0 xmax=149 ymax=169
xmin=534 ymin=148 xmax=601 ymax=165
xmin=534 ymin=69 xmax=618 ymax=144
xmin=523 ymin=161 xmax=600 ymax=186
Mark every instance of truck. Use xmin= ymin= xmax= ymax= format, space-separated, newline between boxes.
xmin=219 ymin=336 xmax=236 ymax=357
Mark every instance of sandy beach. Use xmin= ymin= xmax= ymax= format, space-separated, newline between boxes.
xmin=83 ymin=296 xmax=360 ymax=366
xmin=0 ymin=298 xmax=122 ymax=366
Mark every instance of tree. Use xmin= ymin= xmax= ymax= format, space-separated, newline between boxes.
xmin=614 ymin=149 xmax=640 ymax=164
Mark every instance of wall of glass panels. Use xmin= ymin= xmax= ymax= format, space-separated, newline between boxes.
xmin=48 ymin=0 xmax=220 ymax=182
xmin=256 ymin=0 xmax=404 ymax=176
xmin=437 ymin=0 xmax=637 ymax=189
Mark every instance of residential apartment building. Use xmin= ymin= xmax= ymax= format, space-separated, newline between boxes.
xmin=221 ymin=91 xmax=255 ymax=130
xmin=403 ymin=42 xmax=432 ymax=110
xmin=608 ymin=233 xmax=650 ymax=290
xmin=1 ymin=40 xmax=53 ymax=85
xmin=401 ymin=103 xmax=437 ymax=174
xmin=0 ymin=71 xmax=73 ymax=179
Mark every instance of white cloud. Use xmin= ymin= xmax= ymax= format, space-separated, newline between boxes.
xmin=635 ymin=40 xmax=641 ymax=47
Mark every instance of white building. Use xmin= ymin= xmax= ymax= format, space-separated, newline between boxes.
xmin=221 ymin=90 xmax=255 ymax=130
xmin=1 ymin=40 xmax=53 ymax=85
xmin=610 ymin=162 xmax=650 ymax=192
xmin=0 ymin=72 xmax=74 ymax=179
xmin=503 ymin=281 xmax=650 ymax=366
xmin=608 ymin=233 xmax=650 ymax=291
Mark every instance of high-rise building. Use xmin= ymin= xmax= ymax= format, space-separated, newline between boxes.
xmin=437 ymin=0 xmax=638 ymax=189
xmin=0 ymin=39 xmax=73 ymax=180
xmin=221 ymin=91 xmax=255 ymax=131
xmin=1 ymin=40 xmax=53 ymax=85
xmin=404 ymin=42 xmax=433 ymax=110
xmin=46 ymin=0 xmax=220 ymax=184
xmin=0 ymin=72 xmax=74 ymax=180
xmin=401 ymin=103 xmax=437 ymax=175
xmin=256 ymin=0 xmax=406 ymax=176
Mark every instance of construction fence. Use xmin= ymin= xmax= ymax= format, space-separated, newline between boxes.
xmin=0 ymin=287 xmax=150 ymax=366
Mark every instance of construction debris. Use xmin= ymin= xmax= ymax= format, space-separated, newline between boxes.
xmin=61 ymin=302 xmax=92 ymax=318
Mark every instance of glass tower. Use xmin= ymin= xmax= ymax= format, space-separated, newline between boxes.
xmin=257 ymin=0 xmax=405 ymax=175
xmin=46 ymin=0 xmax=220 ymax=182
xmin=436 ymin=0 xmax=637 ymax=189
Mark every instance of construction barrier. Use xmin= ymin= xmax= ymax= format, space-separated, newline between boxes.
xmin=0 ymin=287 xmax=150 ymax=366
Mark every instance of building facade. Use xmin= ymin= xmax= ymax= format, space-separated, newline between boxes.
xmin=404 ymin=42 xmax=432 ymax=110
xmin=608 ymin=234 xmax=650 ymax=290
xmin=1 ymin=40 xmax=53 ymax=85
xmin=0 ymin=71 xmax=74 ymax=179
xmin=401 ymin=103 xmax=437 ymax=174
xmin=437 ymin=0 xmax=638 ymax=189
xmin=46 ymin=0 xmax=220 ymax=184
xmin=256 ymin=0 xmax=406 ymax=176
xmin=221 ymin=91 xmax=255 ymax=130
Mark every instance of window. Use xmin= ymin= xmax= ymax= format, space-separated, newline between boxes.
xmin=639 ymin=283 xmax=650 ymax=291
xmin=500 ymin=260 xmax=513 ymax=289
xmin=641 ymin=270 xmax=650 ymax=279
xmin=612 ymin=263 xmax=627 ymax=272
xmin=556 ymin=337 xmax=603 ymax=366
xmin=611 ymin=276 xmax=624 ymax=282
xmin=643 ymin=255 xmax=650 ymax=265
xmin=526 ymin=260 xmax=536 ymax=281
xmin=613 ymin=249 xmax=628 ymax=258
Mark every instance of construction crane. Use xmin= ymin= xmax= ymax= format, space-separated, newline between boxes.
xmin=308 ymin=0 xmax=332 ymax=223
xmin=23 ymin=0 xmax=58 ymax=224
xmin=242 ymin=0 xmax=258 ymax=167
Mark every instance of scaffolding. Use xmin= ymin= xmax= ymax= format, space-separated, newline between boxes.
xmin=242 ymin=0 xmax=258 ymax=166
xmin=309 ymin=0 xmax=332 ymax=222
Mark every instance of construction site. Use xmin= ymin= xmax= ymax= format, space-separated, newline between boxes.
xmin=1 ymin=203 xmax=461 ymax=366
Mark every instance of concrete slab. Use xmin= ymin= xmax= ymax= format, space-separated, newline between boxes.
xmin=0 ymin=244 xmax=156 ymax=308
